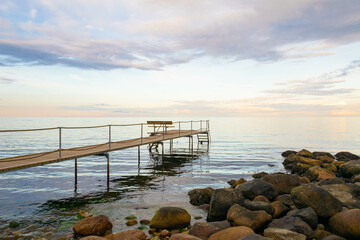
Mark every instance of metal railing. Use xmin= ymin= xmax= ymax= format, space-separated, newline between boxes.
xmin=0 ymin=120 xmax=210 ymax=161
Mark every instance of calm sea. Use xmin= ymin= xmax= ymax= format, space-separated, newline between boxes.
xmin=0 ymin=117 xmax=359 ymax=235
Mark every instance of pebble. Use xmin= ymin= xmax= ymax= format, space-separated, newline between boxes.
xmin=126 ymin=220 xmax=138 ymax=226
xmin=161 ymin=229 xmax=169 ymax=237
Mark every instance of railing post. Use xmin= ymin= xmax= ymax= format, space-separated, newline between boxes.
xmin=141 ymin=123 xmax=143 ymax=144
xmin=108 ymin=125 xmax=111 ymax=149
xmin=58 ymin=127 xmax=62 ymax=160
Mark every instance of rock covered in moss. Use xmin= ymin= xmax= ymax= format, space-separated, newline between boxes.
xmin=227 ymin=204 xmax=272 ymax=231
xmin=329 ymin=209 xmax=360 ymax=240
xmin=304 ymin=166 xmax=336 ymax=181
xmin=149 ymin=207 xmax=191 ymax=230
xmin=207 ymin=188 xmax=244 ymax=221
xmin=188 ymin=187 xmax=214 ymax=206
xmin=73 ymin=215 xmax=113 ymax=237
xmin=335 ymin=152 xmax=360 ymax=161
xmin=291 ymin=184 xmax=342 ymax=218
xmin=339 ymin=160 xmax=360 ymax=178
xmin=313 ymin=151 xmax=335 ymax=159
xmin=296 ymin=149 xmax=313 ymax=158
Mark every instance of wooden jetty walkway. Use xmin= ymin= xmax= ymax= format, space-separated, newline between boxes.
xmin=0 ymin=120 xmax=210 ymax=173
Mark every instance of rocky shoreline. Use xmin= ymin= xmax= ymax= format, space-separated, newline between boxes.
xmin=2 ymin=149 xmax=360 ymax=240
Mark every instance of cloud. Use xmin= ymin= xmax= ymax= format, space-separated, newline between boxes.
xmin=0 ymin=76 xmax=16 ymax=84
xmin=264 ymin=60 xmax=360 ymax=96
xmin=0 ymin=0 xmax=359 ymax=70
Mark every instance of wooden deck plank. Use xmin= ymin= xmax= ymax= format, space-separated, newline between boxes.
xmin=0 ymin=129 xmax=207 ymax=173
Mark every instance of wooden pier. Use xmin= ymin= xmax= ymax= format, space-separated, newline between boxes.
xmin=0 ymin=120 xmax=210 ymax=173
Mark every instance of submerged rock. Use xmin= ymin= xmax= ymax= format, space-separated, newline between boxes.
xmin=235 ymin=179 xmax=277 ymax=200
xmin=188 ymin=187 xmax=214 ymax=206
xmin=208 ymin=226 xmax=254 ymax=240
xmin=227 ymin=204 xmax=272 ymax=231
xmin=73 ymin=215 xmax=113 ymax=237
xmin=263 ymin=227 xmax=306 ymax=240
xmin=329 ymin=209 xmax=360 ymax=240
xmin=149 ymin=207 xmax=191 ymax=230
xmin=207 ymin=188 xmax=244 ymax=221
xmin=291 ymin=184 xmax=342 ymax=218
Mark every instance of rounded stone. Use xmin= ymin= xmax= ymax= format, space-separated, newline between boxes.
xmin=73 ymin=215 xmax=113 ymax=236
xmin=329 ymin=209 xmax=360 ymax=239
xmin=149 ymin=207 xmax=191 ymax=229
xmin=208 ymin=226 xmax=254 ymax=240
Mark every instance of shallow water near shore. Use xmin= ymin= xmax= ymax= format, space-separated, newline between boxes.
xmin=0 ymin=117 xmax=359 ymax=238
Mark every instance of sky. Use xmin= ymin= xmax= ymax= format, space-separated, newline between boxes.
xmin=0 ymin=0 xmax=360 ymax=117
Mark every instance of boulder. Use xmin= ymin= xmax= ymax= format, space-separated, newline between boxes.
xmin=188 ymin=222 xmax=222 ymax=240
xmin=318 ymin=178 xmax=344 ymax=186
xmin=297 ymin=149 xmax=313 ymax=158
xmin=252 ymin=172 xmax=269 ymax=178
xmin=149 ymin=207 xmax=191 ymax=229
xmin=318 ymin=156 xmax=335 ymax=163
xmin=322 ymin=235 xmax=346 ymax=240
xmin=253 ymin=195 xmax=270 ymax=203
xmin=228 ymin=178 xmax=247 ymax=188
xmin=281 ymin=150 xmax=297 ymax=157
xmin=332 ymin=161 xmax=346 ymax=168
xmin=104 ymin=230 xmax=146 ymax=240
xmin=169 ymin=233 xmax=203 ymax=240
xmin=339 ymin=160 xmax=360 ymax=178
xmin=207 ymin=188 xmax=245 ymax=221
xmin=313 ymin=152 xmax=335 ymax=159
xmin=352 ymin=174 xmax=360 ymax=183
xmin=235 ymin=179 xmax=277 ymax=200
xmin=275 ymin=194 xmax=294 ymax=207
xmin=287 ymin=207 xmax=318 ymax=229
xmin=304 ymin=166 xmax=336 ymax=181
xmin=237 ymin=234 xmax=270 ymax=240
xmin=329 ymin=209 xmax=360 ymax=240
xmin=227 ymin=204 xmax=272 ymax=231
xmin=292 ymin=163 xmax=312 ymax=175
xmin=207 ymin=188 xmax=244 ymax=222
xmin=208 ymin=226 xmax=254 ymax=240
xmin=188 ymin=187 xmax=214 ymax=206
xmin=263 ymin=227 xmax=306 ymax=240
xmin=73 ymin=215 xmax=113 ymax=236
xmin=268 ymin=216 xmax=313 ymax=239
xmin=271 ymin=201 xmax=289 ymax=218
xmin=81 ymin=237 xmax=107 ymax=240
xmin=244 ymin=200 xmax=274 ymax=215
xmin=321 ymin=183 xmax=360 ymax=209
xmin=313 ymin=230 xmax=332 ymax=240
xmin=335 ymin=152 xmax=360 ymax=161
xmin=262 ymin=174 xmax=303 ymax=194
xmin=208 ymin=220 xmax=231 ymax=230
xmin=291 ymin=184 xmax=342 ymax=218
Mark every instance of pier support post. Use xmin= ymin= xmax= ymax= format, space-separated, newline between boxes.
xmin=106 ymin=154 xmax=110 ymax=192
xmin=161 ymin=142 xmax=164 ymax=157
xmin=74 ymin=158 xmax=78 ymax=193
xmin=138 ymin=146 xmax=140 ymax=168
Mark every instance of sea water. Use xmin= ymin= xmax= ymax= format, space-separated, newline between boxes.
xmin=0 ymin=117 xmax=359 ymax=236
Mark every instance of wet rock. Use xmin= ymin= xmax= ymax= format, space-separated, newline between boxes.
xmin=73 ymin=215 xmax=113 ymax=236
xmin=126 ymin=220 xmax=138 ymax=226
xmin=161 ymin=229 xmax=169 ymax=237
xmin=313 ymin=152 xmax=335 ymax=159
xmin=188 ymin=222 xmax=222 ymax=240
xmin=287 ymin=207 xmax=318 ymax=229
xmin=271 ymin=201 xmax=289 ymax=218
xmin=253 ymin=195 xmax=270 ymax=203
xmin=281 ymin=150 xmax=297 ymax=157
xmin=207 ymin=188 xmax=244 ymax=221
xmin=318 ymin=178 xmax=344 ymax=186
xmin=318 ymin=156 xmax=335 ymax=164
xmin=268 ymin=216 xmax=313 ymax=239
xmin=292 ymin=163 xmax=312 ymax=175
xmin=304 ymin=166 xmax=336 ymax=181
xmin=150 ymin=207 xmax=191 ymax=230
xmin=244 ymin=200 xmax=274 ymax=216
xmin=169 ymin=233 xmax=203 ymax=240
xmin=276 ymin=194 xmax=294 ymax=207
xmin=335 ymin=152 xmax=360 ymax=161
xmin=329 ymin=209 xmax=360 ymax=240
xmin=297 ymin=149 xmax=313 ymax=158
xmin=235 ymin=179 xmax=277 ymax=200
xmin=237 ymin=234 xmax=270 ymax=240
xmin=339 ymin=160 xmax=360 ymax=178
xmin=208 ymin=226 xmax=254 ymax=240
xmin=352 ymin=174 xmax=360 ymax=183
xmin=322 ymin=235 xmax=346 ymax=240
xmin=105 ymin=229 xmax=146 ymax=240
xmin=188 ymin=188 xmax=214 ymax=206
xmin=291 ymin=184 xmax=342 ymax=218
xmin=125 ymin=215 xmax=137 ymax=220
xmin=140 ymin=219 xmax=150 ymax=225
xmin=252 ymin=172 xmax=269 ymax=178
xmin=227 ymin=204 xmax=272 ymax=231
xmin=228 ymin=178 xmax=247 ymax=188
xmin=313 ymin=230 xmax=332 ymax=240
xmin=262 ymin=174 xmax=304 ymax=194
xmin=264 ymin=227 xmax=306 ymax=240
xmin=320 ymin=183 xmax=360 ymax=209
xmin=81 ymin=237 xmax=107 ymax=240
